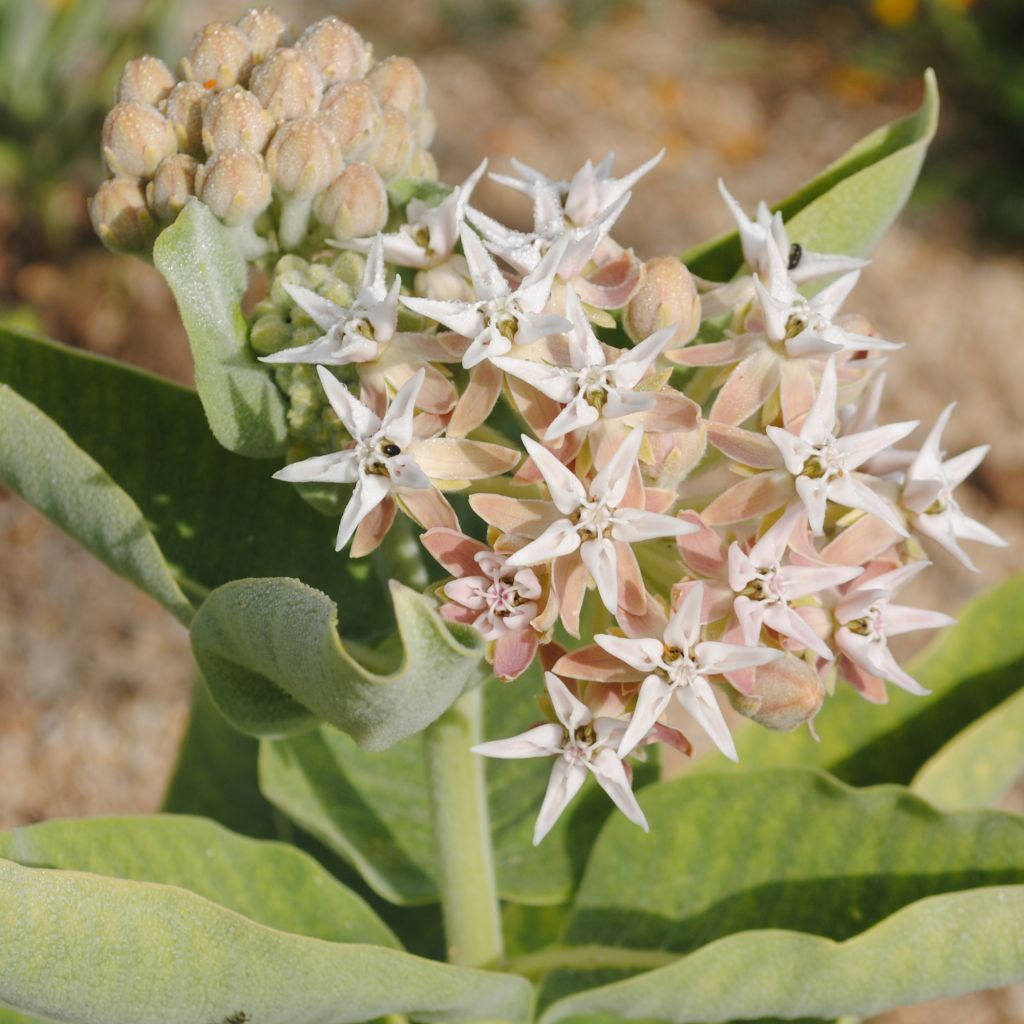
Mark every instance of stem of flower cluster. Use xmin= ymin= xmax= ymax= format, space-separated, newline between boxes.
xmin=423 ymin=685 xmax=504 ymax=969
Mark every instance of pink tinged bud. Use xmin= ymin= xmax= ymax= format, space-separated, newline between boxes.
xmin=365 ymin=105 xmax=416 ymax=180
xmin=162 ymin=81 xmax=207 ymax=156
xmin=102 ymin=101 xmax=178 ymax=179
xmin=296 ymin=17 xmax=371 ymax=85
xmin=202 ymin=86 xmax=273 ymax=155
xmin=624 ymin=257 xmax=701 ymax=348
xmin=249 ymin=47 xmax=324 ymax=123
xmin=146 ymin=154 xmax=198 ymax=222
xmin=181 ymin=22 xmax=254 ymax=90
xmin=265 ymin=117 xmax=341 ymax=197
xmin=314 ymin=163 xmax=388 ymax=239
xmin=116 ymin=55 xmax=176 ymax=106
xmin=236 ymin=8 xmax=291 ymax=61
xmin=367 ymin=56 xmax=427 ymax=116
xmin=89 ymin=178 xmax=157 ymax=252
xmin=726 ymin=653 xmax=824 ymax=732
xmin=416 ymin=108 xmax=437 ymax=150
xmin=195 ymin=149 xmax=271 ymax=225
xmin=318 ymin=80 xmax=381 ymax=158
xmin=407 ymin=149 xmax=439 ymax=181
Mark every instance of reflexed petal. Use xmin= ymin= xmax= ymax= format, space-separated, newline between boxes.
xmin=837 ymin=421 xmax=919 ymax=472
xmin=594 ymin=634 xmax=663 ymax=674
xmin=795 ymin=475 xmax=829 ymax=535
xmin=590 ymin=748 xmax=649 ymax=832
xmin=695 ymin=639 xmax=781 ymax=675
xmin=336 ymin=473 xmax=391 ymax=551
xmin=273 ymin=450 xmax=358 ymax=484
xmin=413 ymin=437 xmax=520 ymax=481
xmin=468 ymin=494 xmax=559 ymax=537
xmin=884 ymin=603 xmax=955 ymax=636
xmin=708 ymin=423 xmax=783 ymax=469
xmin=545 ymin=671 xmax=591 ymax=732
xmin=766 ymin=425 xmax=812 ymax=477
xmin=387 ymin=454 xmax=431 ymax=490
xmin=350 ymin=495 xmax=397 ymax=558
xmin=591 ymin=427 xmax=643 ymax=504
xmin=401 ymin=295 xmax=486 ymax=339
xmin=780 ymin=562 xmax=863 ymax=600
xmin=763 ymin=602 xmax=833 ymax=660
xmin=603 ymin=388 xmax=656 ymax=420
xmin=611 ymin=507 xmax=695 ymax=543
xmin=943 ymin=444 xmax=989 ymax=489
xmin=664 ymin=581 xmax=703 ymax=650
xmin=827 ymin=474 xmax=908 ymax=536
xmin=448 ymin=359 xmax=503 ymax=437
xmin=733 ymin=594 xmax=766 ymax=647
xmin=748 ymin=504 xmax=803 ymax=567
xmin=397 ymin=486 xmax=458 ymax=530
xmin=492 ymin=630 xmax=538 ymax=681
xmin=580 ymin=537 xmax=618 ymax=612
xmin=471 ymin=722 xmax=566 ymax=760
xmin=557 ymin=643 xmax=647 ymax=683
xmin=460 ymin=224 xmax=509 ymax=301
xmin=514 ymin=312 xmax=574 ymax=347
xmin=675 ymin=678 xmax=738 ymax=762
xmin=800 ymin=357 xmax=838 ymax=445
xmin=709 ymin=345 xmax=779 ymax=426
xmin=491 ymin=357 xmax=576 ymax=403
xmin=282 ymin=283 xmax=346 ymax=332
xmin=533 ymin=758 xmax=588 ymax=845
xmin=316 ymin=366 xmax=381 ymax=439
xmin=506 ymin=519 xmax=581 ymax=566
xmin=523 ymin=435 xmax=587 ymax=513
xmin=703 ymin=471 xmax=792 ymax=525
xmin=546 ymin=396 xmax=601 ymax=440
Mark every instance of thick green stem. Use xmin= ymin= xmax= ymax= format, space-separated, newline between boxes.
xmin=423 ymin=686 xmax=504 ymax=969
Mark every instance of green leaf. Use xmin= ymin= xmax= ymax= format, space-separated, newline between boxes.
xmin=538 ymin=886 xmax=1024 ymax=1023
xmin=0 ymin=857 xmax=532 ymax=1024
xmin=0 ymin=815 xmax=397 ymax=948
xmin=0 ymin=328 xmax=388 ymax=636
xmin=912 ymin=685 xmax=1024 ymax=811
xmin=0 ymin=383 xmax=193 ymax=623
xmin=683 ymin=70 xmax=938 ymax=280
xmin=153 ymin=199 xmax=288 ymax=458
xmin=539 ymin=769 xmax=1024 ymax=1007
xmin=699 ymin=573 xmax=1024 ymax=786
xmin=190 ymin=577 xmax=488 ymax=747
xmin=259 ymin=661 xmax=653 ymax=905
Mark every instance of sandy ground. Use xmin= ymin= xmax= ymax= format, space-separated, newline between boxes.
xmin=1 ymin=1 xmax=1022 ymax=1018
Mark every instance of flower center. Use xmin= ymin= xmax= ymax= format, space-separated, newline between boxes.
xmin=846 ymin=604 xmax=884 ymax=640
xmin=801 ymin=440 xmax=842 ymax=480
xmin=571 ymin=499 xmax=615 ymax=541
xmin=740 ymin=564 xmax=786 ymax=604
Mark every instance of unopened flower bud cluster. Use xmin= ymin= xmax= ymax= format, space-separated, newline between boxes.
xmin=90 ymin=10 xmax=436 ymax=258
xmin=100 ymin=19 xmax=1006 ymax=846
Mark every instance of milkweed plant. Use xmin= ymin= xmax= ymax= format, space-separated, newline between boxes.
xmin=1 ymin=10 xmax=1022 ymax=1024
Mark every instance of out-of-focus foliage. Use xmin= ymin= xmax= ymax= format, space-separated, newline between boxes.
xmin=707 ymin=0 xmax=1024 ymax=244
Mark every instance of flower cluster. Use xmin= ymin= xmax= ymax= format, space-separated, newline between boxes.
xmin=90 ymin=10 xmax=436 ymax=258
xmin=116 ymin=17 xmax=1006 ymax=845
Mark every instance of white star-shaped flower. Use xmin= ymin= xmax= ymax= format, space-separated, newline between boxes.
xmin=274 ymin=366 xmax=429 ymax=550
xmin=506 ymin=428 xmax=694 ymax=612
xmin=901 ymin=403 xmax=1007 ymax=571
xmin=471 ymin=671 xmax=647 ymax=845
xmin=596 ymin=582 xmax=781 ymax=761
xmin=751 ymin=236 xmax=899 ymax=358
xmin=261 ymin=236 xmax=400 ymax=366
xmin=766 ymin=358 xmax=917 ymax=535
xmin=340 ymin=160 xmax=488 ymax=269
xmin=835 ymin=561 xmax=955 ymax=694
xmin=492 ymin=286 xmax=675 ymax=440
xmin=727 ymin=505 xmax=863 ymax=660
xmin=401 ymin=225 xmax=571 ymax=368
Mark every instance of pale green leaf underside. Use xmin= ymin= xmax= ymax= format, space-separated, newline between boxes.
xmin=695 ymin=573 xmax=1024 ymax=788
xmin=190 ymin=577 xmax=487 ymax=749
xmin=0 ymin=815 xmax=396 ymax=948
xmin=0 ymin=384 xmax=193 ymax=624
xmin=683 ymin=70 xmax=938 ymax=278
xmin=154 ymin=199 xmax=287 ymax=458
xmin=0 ymin=859 xmax=531 ymax=1024
xmin=913 ymin=685 xmax=1024 ymax=811
xmin=539 ymin=886 xmax=1024 ymax=1023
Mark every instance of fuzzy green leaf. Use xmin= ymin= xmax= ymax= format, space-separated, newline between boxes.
xmin=190 ymin=577 xmax=488 ymax=748
xmin=153 ymin=199 xmax=288 ymax=457
xmin=0 ymin=815 xmax=396 ymax=948
xmin=683 ymin=70 xmax=938 ymax=280
xmin=0 ymin=328 xmax=388 ymax=636
xmin=0 ymin=857 xmax=531 ymax=1024
xmin=539 ymin=886 xmax=1024 ymax=1023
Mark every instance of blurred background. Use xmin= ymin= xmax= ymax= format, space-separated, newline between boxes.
xmin=1 ymin=1 xmax=1023 ymax=1018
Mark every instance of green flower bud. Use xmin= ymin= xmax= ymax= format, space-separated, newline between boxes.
xmin=202 ymin=85 xmax=273 ymax=154
xmin=623 ymin=256 xmax=701 ymax=347
xmin=726 ymin=654 xmax=824 ymax=733
xmin=146 ymin=153 xmax=198 ymax=222
xmin=181 ymin=22 xmax=253 ymax=90
xmin=195 ymin=149 xmax=271 ymax=225
xmin=318 ymin=80 xmax=381 ymax=158
xmin=296 ymin=17 xmax=371 ymax=85
xmin=265 ymin=117 xmax=341 ymax=198
xmin=330 ymin=250 xmax=368 ymax=288
xmin=161 ymin=81 xmax=207 ymax=156
xmin=236 ymin=8 xmax=291 ymax=62
xmin=405 ymin=148 xmax=438 ymax=181
xmin=249 ymin=312 xmax=293 ymax=355
xmin=314 ymin=162 xmax=387 ymax=239
xmin=102 ymin=101 xmax=178 ymax=179
xmin=116 ymin=55 xmax=176 ymax=106
xmin=249 ymin=47 xmax=323 ymax=123
xmin=89 ymin=177 xmax=157 ymax=252
xmin=365 ymin=105 xmax=415 ymax=180
xmin=366 ymin=56 xmax=426 ymax=116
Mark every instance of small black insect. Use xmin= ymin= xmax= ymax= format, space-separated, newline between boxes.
xmin=224 ymin=1013 xmax=251 ymax=1024
xmin=382 ymin=442 xmax=401 ymax=457
xmin=787 ymin=242 xmax=803 ymax=270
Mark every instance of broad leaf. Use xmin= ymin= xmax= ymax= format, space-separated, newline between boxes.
xmin=540 ymin=769 xmax=1024 ymax=1006
xmin=0 ymin=328 xmax=388 ymax=636
xmin=259 ymin=661 xmax=654 ymax=905
xmin=153 ymin=199 xmax=288 ymax=457
xmin=190 ymin=577 xmax=488 ymax=748
xmin=912 ymin=686 xmax=1024 ymax=811
xmin=683 ymin=70 xmax=938 ymax=280
xmin=538 ymin=886 xmax=1024 ymax=1023
xmin=0 ymin=383 xmax=192 ymax=624
xmin=0 ymin=858 xmax=531 ymax=1024
xmin=699 ymin=573 xmax=1024 ymax=786
xmin=0 ymin=815 xmax=396 ymax=948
